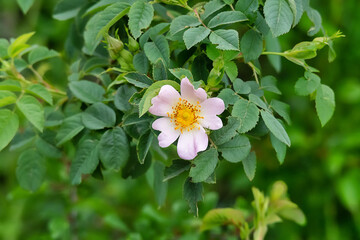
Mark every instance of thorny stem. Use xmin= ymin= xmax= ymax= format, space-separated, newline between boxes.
xmin=194 ymin=9 xmax=208 ymax=29
xmin=208 ymin=136 xmax=217 ymax=149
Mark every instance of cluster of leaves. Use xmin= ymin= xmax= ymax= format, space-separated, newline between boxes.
xmin=201 ymin=181 xmax=305 ymax=240
xmin=0 ymin=0 xmax=342 ymax=217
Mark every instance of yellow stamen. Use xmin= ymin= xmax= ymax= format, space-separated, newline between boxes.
xmin=170 ymin=98 xmax=203 ymax=132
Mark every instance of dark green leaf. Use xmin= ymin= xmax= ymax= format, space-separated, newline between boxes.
xmin=242 ymin=151 xmax=256 ymax=181
xmin=183 ymin=177 xmax=203 ymax=216
xmin=264 ymin=0 xmax=293 ymax=37
xmin=82 ymin=103 xmax=116 ymax=130
xmin=218 ymin=135 xmax=251 ymax=163
xmin=209 ymin=29 xmax=240 ymax=50
xmin=56 ymin=114 xmax=84 ymax=146
xmin=202 ymin=0 xmax=226 ymax=20
xmin=233 ymin=78 xmax=251 ymax=94
xmin=169 ymin=68 xmax=194 ymax=81
xmin=270 ymin=133 xmax=286 ymax=164
xmin=69 ymin=80 xmax=105 ymax=104
xmin=153 ymin=161 xmax=168 ymax=206
xmin=144 ymin=35 xmax=170 ymax=66
xmin=217 ymin=88 xmax=239 ymax=108
xmin=232 ymin=99 xmax=259 ymax=133
xmin=152 ymin=59 xmax=167 ymax=80
xmin=137 ymin=130 xmax=154 ymax=164
xmin=128 ymin=1 xmax=154 ymax=39
xmin=261 ymin=75 xmax=281 ymax=94
xmin=114 ymin=84 xmax=137 ymax=112
xmin=210 ymin=117 xmax=240 ymax=145
xmin=208 ymin=11 xmax=248 ymax=28
xmin=270 ymin=99 xmax=291 ymax=125
xmin=53 ymin=0 xmax=88 ymax=20
xmin=183 ymin=26 xmax=211 ymax=49
xmin=164 ymin=160 xmax=191 ymax=182
xmin=261 ymin=110 xmax=291 ymax=146
xmin=133 ymin=52 xmax=149 ymax=74
xmin=189 ymin=148 xmax=218 ymax=183
xmin=16 ymin=0 xmax=35 ymax=14
xmin=0 ymin=109 xmax=19 ymax=152
xmin=240 ymin=29 xmax=263 ymax=62
xmin=170 ymin=15 xmax=200 ymax=36
xmin=28 ymin=46 xmax=59 ymax=65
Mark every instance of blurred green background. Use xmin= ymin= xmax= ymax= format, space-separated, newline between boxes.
xmin=0 ymin=0 xmax=359 ymax=239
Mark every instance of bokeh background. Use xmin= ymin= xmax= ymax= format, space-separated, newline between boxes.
xmin=0 ymin=0 xmax=359 ymax=239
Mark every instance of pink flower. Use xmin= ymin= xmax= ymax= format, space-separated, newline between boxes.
xmin=149 ymin=77 xmax=225 ymax=160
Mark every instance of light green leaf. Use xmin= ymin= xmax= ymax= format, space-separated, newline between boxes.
xmin=99 ymin=127 xmax=130 ymax=170
xmin=270 ymin=133 xmax=286 ymax=164
xmin=8 ymin=32 xmax=35 ymax=58
xmin=294 ymin=72 xmax=320 ymax=96
xmin=53 ymin=0 xmax=88 ymax=20
xmin=17 ymin=95 xmax=44 ymax=132
xmin=144 ymin=35 xmax=170 ymax=66
xmin=16 ymin=0 xmax=35 ymax=14
xmin=0 ymin=80 xmax=22 ymax=92
xmin=0 ymin=91 xmax=17 ymax=107
xmin=137 ymin=131 xmax=154 ymax=164
xmin=183 ymin=26 xmax=211 ymax=49
xmin=201 ymin=208 xmax=245 ymax=231
xmin=264 ymin=0 xmax=293 ymax=37
xmin=169 ymin=68 xmax=194 ymax=81
xmin=210 ymin=117 xmax=240 ymax=145
xmin=84 ymin=2 xmax=130 ymax=53
xmin=232 ymin=99 xmax=259 ymax=133
xmin=69 ymin=80 xmax=105 ymax=104
xmin=128 ymin=1 xmax=154 ymax=39
xmin=16 ymin=149 xmax=45 ymax=192
xmin=164 ymin=160 xmax=191 ymax=182
xmin=208 ymin=11 xmax=248 ymax=28
xmin=0 ymin=38 xmax=10 ymax=58
xmin=261 ymin=75 xmax=281 ymax=94
xmin=70 ymin=139 xmax=100 ymax=185
xmin=270 ymin=99 xmax=291 ymax=125
xmin=56 ymin=114 xmax=84 ymax=146
xmin=26 ymin=84 xmax=53 ymax=105
xmin=202 ymin=0 xmax=226 ymax=20
xmin=306 ymin=7 xmax=322 ymax=36
xmin=82 ymin=103 xmax=116 ymax=130
xmin=169 ymin=15 xmax=200 ymax=36
xmin=240 ymin=29 xmax=263 ymax=62
xmin=315 ymin=84 xmax=335 ymax=126
xmin=278 ymin=205 xmax=306 ymax=225
xmin=183 ymin=177 xmax=203 ymax=216
xmin=0 ymin=109 xmax=19 ymax=152
xmin=138 ymin=80 xmax=180 ymax=117
xmin=209 ymin=29 xmax=239 ymax=51
xmin=189 ymin=148 xmax=218 ymax=183
xmin=224 ymin=61 xmax=238 ymax=81
xmin=218 ymin=135 xmax=251 ymax=163
xmin=28 ymin=46 xmax=59 ymax=65
xmin=288 ymin=0 xmax=303 ymax=26
xmin=242 ymin=151 xmax=256 ymax=181
xmin=261 ymin=110 xmax=291 ymax=146
xmin=133 ymin=52 xmax=149 ymax=74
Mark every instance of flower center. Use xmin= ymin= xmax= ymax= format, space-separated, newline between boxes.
xmin=167 ymin=98 xmax=203 ymax=133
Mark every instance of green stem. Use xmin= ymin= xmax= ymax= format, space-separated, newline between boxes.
xmin=261 ymin=51 xmax=285 ymax=56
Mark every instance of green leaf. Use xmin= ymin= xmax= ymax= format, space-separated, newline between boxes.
xmin=315 ymin=84 xmax=335 ymax=126
xmin=144 ymin=35 xmax=170 ymax=66
xmin=209 ymin=29 xmax=239 ymax=51
xmin=99 ymin=127 xmax=130 ymax=170
xmin=153 ymin=161 xmax=168 ymax=206
xmin=137 ymin=131 xmax=154 ymax=164
xmin=189 ymin=148 xmax=218 ymax=183
xmin=210 ymin=117 xmax=240 ymax=145
xmin=265 ymin=33 xmax=281 ymax=72
xmin=235 ymin=0 xmax=258 ymax=14
xmin=152 ymin=59 xmax=167 ymax=81
xmin=249 ymin=94 xmax=267 ymax=109
xmin=26 ymin=84 xmax=53 ymax=105
xmin=0 ymin=80 xmax=21 ymax=92
xmin=0 ymin=109 xmax=19 ymax=152
xmin=294 ymin=72 xmax=321 ymax=96
xmin=218 ymin=135 xmax=251 ymax=163
xmin=16 ymin=149 xmax=45 ymax=192
xmin=133 ymin=52 xmax=149 ymax=74
xmin=306 ymin=7 xmax=322 ymax=36
xmin=0 ymin=38 xmax=10 ymax=58
xmin=138 ymin=80 xmax=180 ymax=117
xmin=270 ymin=99 xmax=291 ymax=125
xmin=82 ymin=103 xmax=116 ymax=130
xmin=240 ymin=29 xmax=263 ymax=62
xmin=183 ymin=177 xmax=203 ymax=216
xmin=288 ymin=0 xmax=304 ymax=27
xmin=114 ymin=84 xmax=137 ymax=112
xmin=128 ymin=1 xmax=154 ymax=39
xmin=164 ymin=160 xmax=191 ymax=181
xmin=242 ymin=151 xmax=256 ymax=181
xmin=224 ymin=61 xmax=238 ymax=81
xmin=16 ymin=0 xmax=35 ymax=14
xmin=17 ymin=95 xmax=44 ymax=132
xmin=8 ymin=32 xmax=35 ymax=58
xmin=278 ymin=205 xmax=306 ymax=225
xmin=208 ymin=11 xmax=248 ymax=28
xmin=217 ymin=88 xmax=239 ymax=108
xmin=233 ymin=78 xmax=251 ymax=94
xmin=69 ymin=80 xmax=105 ymax=104
xmin=201 ymin=208 xmax=245 ymax=231
xmin=270 ymin=133 xmax=286 ymax=164
xmin=70 ymin=139 xmax=100 ymax=185
xmin=53 ymin=0 xmax=88 ymax=20
xmin=84 ymin=2 xmax=130 ymax=53
xmin=169 ymin=68 xmax=194 ymax=81
xmin=0 ymin=91 xmax=17 ymax=107
xmin=255 ymin=11 xmax=270 ymax=36
xmin=28 ymin=46 xmax=59 ymax=65
xmin=264 ymin=0 xmax=293 ymax=37
xmin=56 ymin=114 xmax=84 ymax=146
xmin=284 ymin=41 xmax=317 ymax=59
xmin=35 ymin=137 xmax=62 ymax=159
xmin=183 ymin=26 xmax=211 ymax=49
xmin=202 ymin=0 xmax=226 ymax=20
xmin=169 ymin=15 xmax=200 ymax=36
xmin=261 ymin=110 xmax=291 ymax=146
xmin=261 ymin=75 xmax=281 ymax=94
xmin=232 ymin=99 xmax=259 ymax=133
xmin=125 ymin=72 xmax=153 ymax=88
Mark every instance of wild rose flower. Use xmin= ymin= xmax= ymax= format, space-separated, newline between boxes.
xmin=149 ymin=77 xmax=225 ymax=160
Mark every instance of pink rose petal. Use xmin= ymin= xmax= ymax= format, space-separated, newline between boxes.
xmin=152 ymin=118 xmax=180 ymax=147
xmin=180 ymin=77 xmax=207 ymax=104
xmin=199 ymin=115 xmax=223 ymax=130
xmin=200 ymin=97 xmax=225 ymax=115
xmin=149 ymin=85 xmax=180 ymax=117
xmin=177 ymin=126 xmax=208 ymax=160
